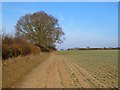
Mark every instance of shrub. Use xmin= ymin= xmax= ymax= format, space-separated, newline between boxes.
xmin=2 ymin=34 xmax=40 ymax=60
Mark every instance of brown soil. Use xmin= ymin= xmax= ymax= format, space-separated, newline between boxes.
xmin=17 ymin=53 xmax=108 ymax=88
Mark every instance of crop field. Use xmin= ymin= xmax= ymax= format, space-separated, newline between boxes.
xmin=2 ymin=2 xmax=119 ymax=89
xmin=58 ymin=50 xmax=118 ymax=88
xmin=3 ymin=50 xmax=118 ymax=88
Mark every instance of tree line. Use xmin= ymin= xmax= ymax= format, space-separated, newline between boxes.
xmin=67 ymin=47 xmax=120 ymax=51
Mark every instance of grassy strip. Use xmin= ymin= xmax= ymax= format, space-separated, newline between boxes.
xmin=2 ymin=53 xmax=49 ymax=88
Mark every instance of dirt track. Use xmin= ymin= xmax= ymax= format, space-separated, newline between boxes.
xmin=18 ymin=53 xmax=108 ymax=88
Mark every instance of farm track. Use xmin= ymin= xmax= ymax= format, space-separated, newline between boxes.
xmin=17 ymin=53 xmax=116 ymax=88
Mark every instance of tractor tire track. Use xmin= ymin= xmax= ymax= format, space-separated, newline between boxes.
xmin=57 ymin=55 xmax=75 ymax=88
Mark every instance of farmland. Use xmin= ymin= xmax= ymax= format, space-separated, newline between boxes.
xmin=58 ymin=50 xmax=118 ymax=88
xmin=2 ymin=50 xmax=118 ymax=88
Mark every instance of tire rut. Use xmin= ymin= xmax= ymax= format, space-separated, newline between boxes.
xmin=45 ymin=54 xmax=63 ymax=88
xmin=56 ymin=55 xmax=65 ymax=88
xmin=57 ymin=55 xmax=75 ymax=88
xmin=18 ymin=54 xmax=53 ymax=88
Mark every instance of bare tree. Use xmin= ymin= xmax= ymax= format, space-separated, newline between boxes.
xmin=15 ymin=11 xmax=65 ymax=51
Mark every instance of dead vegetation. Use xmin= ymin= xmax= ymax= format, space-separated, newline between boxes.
xmin=2 ymin=53 xmax=49 ymax=88
xmin=2 ymin=34 xmax=40 ymax=60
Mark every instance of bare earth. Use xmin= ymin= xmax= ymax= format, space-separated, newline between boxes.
xmin=18 ymin=53 xmax=110 ymax=88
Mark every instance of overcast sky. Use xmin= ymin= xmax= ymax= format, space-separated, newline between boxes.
xmin=2 ymin=2 xmax=118 ymax=49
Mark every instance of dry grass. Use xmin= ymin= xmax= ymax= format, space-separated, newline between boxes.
xmin=2 ymin=35 xmax=40 ymax=59
xmin=2 ymin=53 xmax=49 ymax=88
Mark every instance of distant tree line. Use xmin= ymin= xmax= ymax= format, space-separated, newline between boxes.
xmin=67 ymin=47 xmax=120 ymax=51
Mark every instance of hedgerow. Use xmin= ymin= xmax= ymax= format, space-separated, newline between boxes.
xmin=2 ymin=34 xmax=40 ymax=60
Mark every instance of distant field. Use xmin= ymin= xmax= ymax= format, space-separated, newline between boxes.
xmin=58 ymin=50 xmax=118 ymax=88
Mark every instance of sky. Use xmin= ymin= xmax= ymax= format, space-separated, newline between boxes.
xmin=1 ymin=0 xmax=119 ymax=2
xmin=2 ymin=2 xmax=118 ymax=49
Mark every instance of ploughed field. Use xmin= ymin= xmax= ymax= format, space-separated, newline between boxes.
xmin=3 ymin=50 xmax=118 ymax=88
xmin=58 ymin=50 xmax=118 ymax=88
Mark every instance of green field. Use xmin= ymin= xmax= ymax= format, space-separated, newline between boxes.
xmin=58 ymin=50 xmax=118 ymax=88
